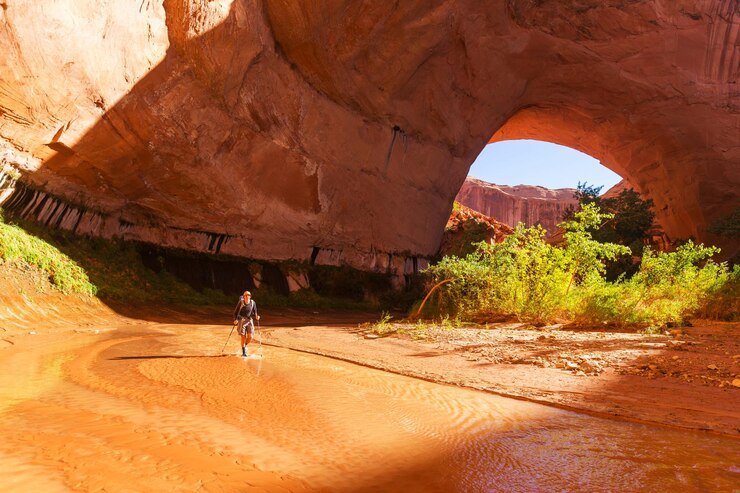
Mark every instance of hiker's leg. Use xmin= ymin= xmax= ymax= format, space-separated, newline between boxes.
xmin=245 ymin=332 xmax=252 ymax=346
xmin=244 ymin=320 xmax=254 ymax=346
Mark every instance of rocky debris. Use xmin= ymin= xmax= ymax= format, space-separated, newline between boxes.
xmin=554 ymin=356 xmax=604 ymax=376
xmin=390 ymin=319 xmax=740 ymax=389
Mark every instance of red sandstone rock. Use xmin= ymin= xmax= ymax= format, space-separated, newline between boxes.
xmin=602 ymin=180 xmax=631 ymax=201
xmin=440 ymin=204 xmax=514 ymax=257
xmin=0 ymin=0 xmax=737 ymax=271
xmin=456 ymin=177 xmax=577 ymax=235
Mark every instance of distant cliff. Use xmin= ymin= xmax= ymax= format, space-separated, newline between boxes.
xmin=455 ymin=178 xmax=577 ymax=234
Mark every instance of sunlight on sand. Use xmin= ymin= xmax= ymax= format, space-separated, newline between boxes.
xmin=1 ymin=324 xmax=738 ymax=492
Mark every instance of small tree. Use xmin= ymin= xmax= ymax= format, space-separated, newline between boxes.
xmin=563 ymin=182 xmax=603 ymax=221
xmin=597 ymin=188 xmax=656 ymax=253
xmin=565 ymin=182 xmax=657 ymax=278
xmin=559 ymin=203 xmax=631 ymax=293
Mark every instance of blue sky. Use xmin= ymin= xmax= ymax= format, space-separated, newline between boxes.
xmin=467 ymin=140 xmax=622 ymax=192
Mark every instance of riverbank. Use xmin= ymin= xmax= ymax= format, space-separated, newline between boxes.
xmin=1 ymin=316 xmax=738 ymax=491
xmin=2 ymin=262 xmax=739 ymax=490
xmin=3 ymin=262 xmax=738 ymax=437
xmin=260 ymin=317 xmax=740 ymax=436
xmin=2 ymin=257 xmax=738 ymax=434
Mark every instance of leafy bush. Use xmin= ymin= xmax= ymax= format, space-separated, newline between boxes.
xmin=424 ymin=205 xmax=734 ymax=329
xmin=574 ymin=241 xmax=731 ymax=329
xmin=564 ymin=182 xmax=657 ymax=273
xmin=696 ymin=264 xmax=739 ymax=321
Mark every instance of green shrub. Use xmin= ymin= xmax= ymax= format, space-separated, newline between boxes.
xmin=619 ymin=242 xmax=723 ymax=327
xmin=0 ymin=214 xmax=96 ymax=295
xmin=365 ymin=311 xmax=395 ymax=336
xmin=427 ymin=204 xmax=628 ymax=323
xmin=424 ymin=205 xmax=734 ymax=329
xmin=696 ymin=265 xmax=739 ymax=321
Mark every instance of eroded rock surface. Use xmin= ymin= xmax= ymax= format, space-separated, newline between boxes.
xmin=456 ymin=177 xmax=577 ymax=234
xmin=1 ymin=0 xmax=737 ymax=271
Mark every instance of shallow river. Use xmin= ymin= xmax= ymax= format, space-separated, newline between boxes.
xmin=0 ymin=324 xmax=738 ymax=492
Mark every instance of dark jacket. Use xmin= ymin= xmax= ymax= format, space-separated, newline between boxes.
xmin=233 ymin=297 xmax=258 ymax=320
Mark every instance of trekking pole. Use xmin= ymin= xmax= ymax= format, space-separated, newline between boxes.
xmin=257 ymin=317 xmax=263 ymax=357
xmin=221 ymin=322 xmax=236 ymax=354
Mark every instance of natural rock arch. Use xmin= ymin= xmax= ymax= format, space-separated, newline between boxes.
xmin=0 ymin=0 xmax=737 ymax=272
xmin=488 ymin=106 xmax=697 ymax=240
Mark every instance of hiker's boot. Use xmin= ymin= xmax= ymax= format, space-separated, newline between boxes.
xmin=242 ymin=347 xmax=247 ymax=357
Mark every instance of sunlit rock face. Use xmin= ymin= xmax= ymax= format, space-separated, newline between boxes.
xmin=440 ymin=203 xmax=513 ymax=258
xmin=1 ymin=0 xmax=737 ymax=271
xmin=456 ymin=178 xmax=577 ymax=235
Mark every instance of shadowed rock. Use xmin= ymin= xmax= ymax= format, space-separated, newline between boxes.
xmin=0 ymin=0 xmax=737 ymax=271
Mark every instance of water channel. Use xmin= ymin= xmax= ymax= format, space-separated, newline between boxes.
xmin=0 ymin=324 xmax=737 ymax=492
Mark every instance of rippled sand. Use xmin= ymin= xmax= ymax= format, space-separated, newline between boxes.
xmin=0 ymin=324 xmax=738 ymax=492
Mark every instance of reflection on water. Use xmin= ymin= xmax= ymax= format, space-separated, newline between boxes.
xmin=0 ymin=326 xmax=738 ymax=492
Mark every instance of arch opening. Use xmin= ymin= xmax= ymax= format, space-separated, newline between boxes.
xmin=456 ymin=138 xmax=624 ymax=237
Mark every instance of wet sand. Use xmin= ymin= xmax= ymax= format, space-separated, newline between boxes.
xmin=1 ymin=323 xmax=739 ymax=492
xmin=263 ymin=319 xmax=740 ymax=435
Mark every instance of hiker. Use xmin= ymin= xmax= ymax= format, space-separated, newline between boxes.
xmin=233 ymin=290 xmax=260 ymax=356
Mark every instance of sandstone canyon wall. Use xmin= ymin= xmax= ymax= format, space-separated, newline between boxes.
xmin=456 ymin=177 xmax=577 ymax=234
xmin=1 ymin=0 xmax=737 ymax=273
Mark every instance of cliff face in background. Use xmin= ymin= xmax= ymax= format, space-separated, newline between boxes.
xmin=1 ymin=0 xmax=737 ymax=273
xmin=456 ymin=177 xmax=577 ymax=234
xmin=456 ymin=177 xmax=674 ymax=251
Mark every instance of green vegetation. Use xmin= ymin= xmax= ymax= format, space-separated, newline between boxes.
xmin=368 ymin=311 xmax=395 ymax=335
xmin=365 ymin=312 xmax=457 ymax=339
xmin=565 ymin=182 xmax=657 ymax=278
xmin=0 ymin=213 xmax=96 ymax=295
xmin=71 ymin=238 xmax=233 ymax=305
xmin=0 ymin=211 xmax=378 ymax=309
xmin=424 ymin=204 xmax=736 ymax=331
xmin=0 ymin=212 xmax=231 ymax=303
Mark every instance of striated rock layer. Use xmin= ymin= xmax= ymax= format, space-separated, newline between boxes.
xmin=1 ymin=0 xmax=738 ymax=272
xmin=456 ymin=177 xmax=577 ymax=235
